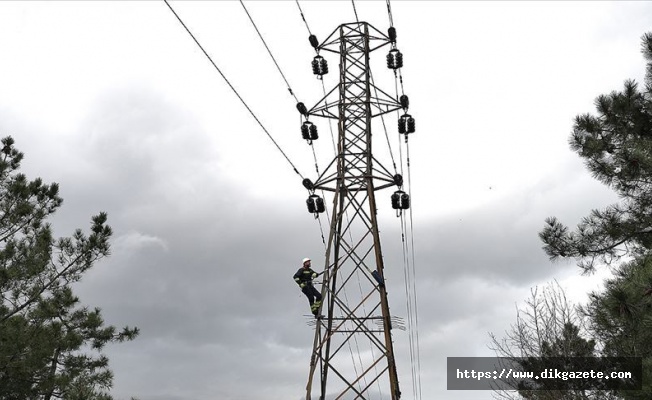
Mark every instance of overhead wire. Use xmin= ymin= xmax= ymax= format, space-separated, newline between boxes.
xmin=163 ymin=0 xmax=305 ymax=180
xmin=398 ymin=136 xmax=422 ymax=400
xmin=397 ymin=141 xmax=420 ymax=400
xmin=394 ymin=88 xmax=416 ymax=396
xmin=406 ymin=139 xmax=423 ymax=400
xmin=351 ymin=0 xmax=360 ymax=23
xmin=400 ymin=213 xmax=417 ymax=399
xmin=387 ymin=2 xmax=422 ymax=397
xmin=295 ymin=0 xmax=313 ymax=36
xmin=393 ymin=75 xmax=414 ymax=396
xmin=386 ymin=0 xmax=394 ymax=27
xmin=240 ymin=0 xmax=299 ymax=102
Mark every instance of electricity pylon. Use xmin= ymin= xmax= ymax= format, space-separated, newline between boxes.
xmin=302 ymin=21 xmax=408 ymax=400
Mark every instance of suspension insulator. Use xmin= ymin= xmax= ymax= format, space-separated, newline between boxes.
xmin=307 ymin=197 xmax=316 ymax=213
xmin=296 ymin=102 xmax=308 ymax=117
xmin=388 ymin=27 xmax=397 ymax=43
xmin=400 ymin=94 xmax=409 ymax=110
xmin=391 ymin=191 xmax=402 ymax=210
xmin=309 ymin=34 xmax=319 ymax=49
xmin=301 ymin=121 xmax=312 ymax=140
xmin=307 ymin=194 xmax=325 ymax=214
xmin=401 ymin=193 xmax=410 ymax=210
xmin=387 ymin=49 xmax=403 ymax=70
xmin=309 ymin=123 xmax=318 ymax=140
xmin=393 ymin=174 xmax=403 ymax=187
xmin=399 ymin=114 xmax=414 ymax=135
xmin=302 ymin=178 xmax=314 ymax=190
xmin=407 ymin=116 xmax=415 ymax=134
xmin=311 ymin=56 xmax=329 ymax=76
xmin=311 ymin=58 xmax=319 ymax=75
xmin=315 ymin=196 xmax=325 ymax=213
xmin=398 ymin=114 xmax=408 ymax=134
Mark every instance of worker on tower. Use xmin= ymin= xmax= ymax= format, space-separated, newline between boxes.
xmin=293 ymin=257 xmax=322 ymax=317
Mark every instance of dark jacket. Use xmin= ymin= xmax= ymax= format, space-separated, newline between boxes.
xmin=294 ymin=267 xmax=318 ymax=287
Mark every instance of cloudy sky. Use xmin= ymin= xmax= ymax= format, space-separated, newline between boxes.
xmin=1 ymin=1 xmax=651 ymax=399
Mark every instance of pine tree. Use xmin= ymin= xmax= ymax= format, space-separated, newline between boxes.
xmin=536 ymin=32 xmax=652 ymax=400
xmin=539 ymin=32 xmax=652 ymax=273
xmin=580 ymin=255 xmax=652 ymax=399
xmin=0 ymin=136 xmax=139 ymax=399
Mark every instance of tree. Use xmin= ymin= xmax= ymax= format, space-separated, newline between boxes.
xmin=580 ymin=254 xmax=652 ymax=399
xmin=539 ymin=32 xmax=652 ymax=274
xmin=488 ymin=281 xmax=611 ymax=400
xmin=0 ymin=136 xmax=139 ymax=399
xmin=535 ymin=32 xmax=652 ymax=399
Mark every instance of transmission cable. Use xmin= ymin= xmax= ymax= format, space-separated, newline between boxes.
xmin=295 ymin=0 xmax=313 ymax=36
xmin=395 ymin=108 xmax=422 ymax=400
xmin=351 ymin=0 xmax=360 ymax=23
xmin=394 ymin=17 xmax=420 ymax=391
xmin=405 ymin=138 xmax=423 ymax=400
xmin=240 ymin=0 xmax=299 ymax=102
xmin=392 ymin=42 xmax=422 ymax=398
xmin=163 ymin=0 xmax=304 ymax=179
xmin=386 ymin=0 xmax=395 ymax=27
xmin=404 ymin=135 xmax=423 ymax=400
xmin=400 ymin=213 xmax=417 ymax=399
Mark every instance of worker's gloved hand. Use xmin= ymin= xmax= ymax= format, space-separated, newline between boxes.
xmin=311 ymin=273 xmax=317 ymax=279
xmin=300 ymin=283 xmax=306 ymax=289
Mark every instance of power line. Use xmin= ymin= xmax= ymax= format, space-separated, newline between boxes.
xmin=351 ymin=0 xmax=359 ymax=23
xmin=400 ymin=214 xmax=417 ymax=400
xmin=240 ymin=0 xmax=299 ymax=102
xmin=163 ymin=0 xmax=304 ymax=179
xmin=386 ymin=0 xmax=395 ymax=27
xmin=295 ymin=0 xmax=312 ymax=36
xmin=393 ymin=62 xmax=421 ymax=398
xmin=386 ymin=12 xmax=420 ymax=393
xmin=405 ymin=139 xmax=422 ymax=400
xmin=396 ymin=129 xmax=422 ymax=400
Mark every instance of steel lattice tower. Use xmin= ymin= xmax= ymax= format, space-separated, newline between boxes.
xmin=303 ymin=22 xmax=406 ymax=400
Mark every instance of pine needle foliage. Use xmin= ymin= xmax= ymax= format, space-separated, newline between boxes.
xmin=580 ymin=254 xmax=652 ymax=399
xmin=0 ymin=137 xmax=139 ymax=400
xmin=540 ymin=33 xmax=652 ymax=273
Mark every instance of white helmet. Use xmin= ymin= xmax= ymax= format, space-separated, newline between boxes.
xmin=302 ymin=257 xmax=311 ymax=264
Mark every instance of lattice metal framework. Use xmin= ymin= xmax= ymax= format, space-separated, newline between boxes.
xmin=304 ymin=22 xmax=404 ymax=400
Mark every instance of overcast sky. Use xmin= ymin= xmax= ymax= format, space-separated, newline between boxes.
xmin=1 ymin=1 xmax=651 ymax=400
